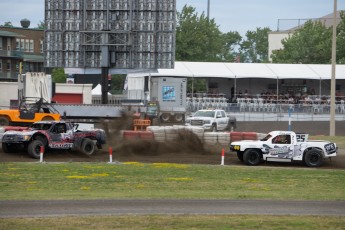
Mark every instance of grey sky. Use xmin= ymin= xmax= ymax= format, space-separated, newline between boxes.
xmin=0 ymin=0 xmax=344 ymax=35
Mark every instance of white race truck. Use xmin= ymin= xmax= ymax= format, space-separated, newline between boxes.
xmin=229 ymin=131 xmax=337 ymax=167
xmin=185 ymin=109 xmax=236 ymax=132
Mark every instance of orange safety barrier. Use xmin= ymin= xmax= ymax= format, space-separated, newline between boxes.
xmin=122 ymin=130 xmax=140 ymax=140
xmin=133 ymin=119 xmax=151 ymax=131
xmin=230 ymin=132 xmax=243 ymax=142
xmin=242 ymin=132 xmax=257 ymax=140
xmin=138 ymin=131 xmax=155 ymax=140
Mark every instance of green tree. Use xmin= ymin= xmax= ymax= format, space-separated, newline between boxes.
xmin=52 ymin=68 xmax=66 ymax=83
xmin=271 ymin=20 xmax=332 ymax=64
xmin=220 ymin=31 xmax=242 ymax=62
xmin=2 ymin=21 xmax=13 ymax=27
xmin=187 ymin=78 xmax=207 ymax=94
xmin=35 ymin=21 xmax=45 ymax=30
xmin=335 ymin=11 xmax=345 ymax=64
xmin=110 ymin=74 xmax=126 ymax=94
xmin=176 ymin=5 xmax=223 ymax=62
xmin=240 ymin=27 xmax=271 ymax=63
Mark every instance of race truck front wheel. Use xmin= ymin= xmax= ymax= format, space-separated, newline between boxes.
xmin=237 ymin=152 xmax=244 ymax=162
xmin=2 ymin=143 xmax=16 ymax=153
xmin=81 ymin=138 xmax=95 ymax=156
xmin=28 ymin=140 xmax=44 ymax=159
xmin=243 ymin=149 xmax=261 ymax=166
xmin=304 ymin=149 xmax=323 ymax=167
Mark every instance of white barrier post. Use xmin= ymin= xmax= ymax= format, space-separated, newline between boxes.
xmin=39 ymin=146 xmax=44 ymax=163
xmin=220 ymin=148 xmax=225 ymax=166
xmin=109 ymin=147 xmax=113 ymax=163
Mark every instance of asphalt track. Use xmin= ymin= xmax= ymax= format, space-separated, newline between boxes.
xmin=1 ymin=199 xmax=345 ymax=217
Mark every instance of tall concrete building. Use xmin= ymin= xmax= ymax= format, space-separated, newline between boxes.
xmin=45 ymin=0 xmax=176 ymax=71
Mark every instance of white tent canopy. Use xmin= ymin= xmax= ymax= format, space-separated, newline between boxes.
xmin=92 ymin=84 xmax=111 ymax=95
xmin=66 ymin=62 xmax=345 ymax=80
xmin=132 ymin=62 xmax=345 ymax=80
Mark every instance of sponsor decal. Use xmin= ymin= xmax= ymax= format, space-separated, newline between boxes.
xmin=49 ymin=143 xmax=73 ymax=149
xmin=324 ymin=143 xmax=336 ymax=153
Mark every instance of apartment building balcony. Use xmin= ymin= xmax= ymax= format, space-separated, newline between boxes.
xmin=0 ymin=72 xmax=19 ymax=80
xmin=0 ymin=50 xmax=23 ymax=59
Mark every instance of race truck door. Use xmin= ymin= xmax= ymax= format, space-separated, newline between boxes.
xmin=49 ymin=123 xmax=74 ymax=149
xmin=264 ymin=134 xmax=294 ymax=162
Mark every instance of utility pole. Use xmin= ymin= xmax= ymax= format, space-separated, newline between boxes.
xmin=101 ymin=32 xmax=109 ymax=104
xmin=330 ymin=0 xmax=337 ymax=136
xmin=207 ymin=0 xmax=210 ymax=19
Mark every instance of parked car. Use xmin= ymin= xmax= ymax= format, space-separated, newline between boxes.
xmin=185 ymin=109 xmax=236 ymax=132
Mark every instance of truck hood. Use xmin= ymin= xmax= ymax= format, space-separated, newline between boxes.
xmin=187 ymin=117 xmax=213 ymax=121
xmin=231 ymin=140 xmax=259 ymax=143
xmin=3 ymin=130 xmax=37 ymax=136
xmin=230 ymin=140 xmax=261 ymax=146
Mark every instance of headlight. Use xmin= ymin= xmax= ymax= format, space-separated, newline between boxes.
xmin=230 ymin=145 xmax=241 ymax=151
xmin=185 ymin=120 xmax=191 ymax=124
xmin=17 ymin=135 xmax=31 ymax=141
xmin=203 ymin=120 xmax=211 ymax=124
xmin=22 ymin=135 xmax=31 ymax=141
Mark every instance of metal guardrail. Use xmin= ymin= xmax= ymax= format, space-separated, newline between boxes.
xmin=88 ymin=96 xmax=345 ymax=122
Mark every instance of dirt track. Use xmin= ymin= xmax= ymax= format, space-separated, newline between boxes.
xmin=1 ymin=116 xmax=344 ymax=168
xmin=1 ymin=138 xmax=344 ymax=169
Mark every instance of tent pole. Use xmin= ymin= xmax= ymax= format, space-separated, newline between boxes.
xmin=276 ymin=77 xmax=279 ymax=103
xmin=192 ymin=76 xmax=194 ymax=97
xmin=234 ymin=76 xmax=237 ymax=101
xmin=319 ymin=77 xmax=322 ymax=99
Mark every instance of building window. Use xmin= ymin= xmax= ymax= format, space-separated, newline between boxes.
xmin=6 ymin=61 xmax=11 ymax=71
xmin=7 ymin=38 xmax=11 ymax=50
xmin=0 ymin=62 xmax=2 ymax=72
xmin=25 ymin=40 xmax=30 ymax=52
xmin=16 ymin=38 xmax=20 ymax=50
xmin=30 ymin=40 xmax=34 ymax=52
xmin=0 ymin=37 xmax=2 ymax=50
xmin=20 ymin=39 xmax=25 ymax=50
xmin=40 ymin=40 xmax=43 ymax=53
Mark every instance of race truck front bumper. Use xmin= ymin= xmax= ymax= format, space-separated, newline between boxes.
xmin=2 ymin=134 xmax=31 ymax=143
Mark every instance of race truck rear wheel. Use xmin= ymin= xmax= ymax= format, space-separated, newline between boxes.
xmin=243 ymin=149 xmax=261 ymax=166
xmin=81 ymin=138 xmax=95 ymax=156
xmin=27 ymin=140 xmax=44 ymax=159
xmin=304 ymin=149 xmax=323 ymax=167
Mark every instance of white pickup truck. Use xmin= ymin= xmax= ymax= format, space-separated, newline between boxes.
xmin=229 ymin=131 xmax=337 ymax=167
xmin=185 ymin=109 xmax=236 ymax=132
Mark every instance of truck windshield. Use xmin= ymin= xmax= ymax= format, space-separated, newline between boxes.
xmin=194 ymin=111 xmax=215 ymax=118
xmin=31 ymin=123 xmax=51 ymax=130
xmin=261 ymin=134 xmax=272 ymax=141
